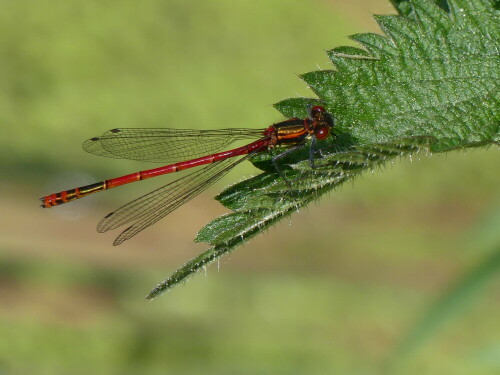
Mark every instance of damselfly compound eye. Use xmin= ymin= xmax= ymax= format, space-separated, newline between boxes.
xmin=310 ymin=105 xmax=326 ymax=120
xmin=315 ymin=126 xmax=330 ymax=140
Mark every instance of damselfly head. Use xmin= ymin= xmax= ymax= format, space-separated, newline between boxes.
xmin=310 ymin=105 xmax=326 ymax=116
xmin=311 ymin=105 xmax=334 ymax=128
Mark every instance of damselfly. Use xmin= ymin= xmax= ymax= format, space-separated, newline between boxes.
xmin=41 ymin=106 xmax=334 ymax=245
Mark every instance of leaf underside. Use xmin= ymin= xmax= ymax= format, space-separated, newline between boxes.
xmin=147 ymin=0 xmax=499 ymax=299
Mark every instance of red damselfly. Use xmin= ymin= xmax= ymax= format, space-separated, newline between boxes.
xmin=41 ymin=106 xmax=334 ymax=245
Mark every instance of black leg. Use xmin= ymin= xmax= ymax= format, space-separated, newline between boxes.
xmin=309 ymin=136 xmax=317 ymax=168
xmin=309 ymin=133 xmax=339 ymax=169
xmin=272 ymin=144 xmax=304 ymax=192
xmin=309 ymin=136 xmax=329 ymax=169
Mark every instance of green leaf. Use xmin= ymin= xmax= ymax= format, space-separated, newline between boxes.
xmin=147 ymin=0 xmax=500 ymax=299
xmin=390 ymin=0 xmax=451 ymax=18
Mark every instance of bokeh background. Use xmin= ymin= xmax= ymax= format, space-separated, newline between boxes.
xmin=1 ymin=0 xmax=499 ymax=374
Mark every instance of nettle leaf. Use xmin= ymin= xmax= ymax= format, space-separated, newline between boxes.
xmin=147 ymin=0 xmax=499 ymax=299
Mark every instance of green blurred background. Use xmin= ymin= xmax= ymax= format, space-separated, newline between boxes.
xmin=0 ymin=1 xmax=499 ymax=374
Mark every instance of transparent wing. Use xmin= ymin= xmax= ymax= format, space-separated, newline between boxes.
xmin=83 ymin=128 xmax=263 ymax=163
xmin=97 ymin=154 xmax=253 ymax=245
